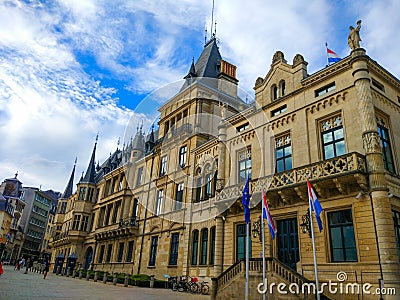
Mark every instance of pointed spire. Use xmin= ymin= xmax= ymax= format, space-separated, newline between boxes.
xmin=62 ymin=159 xmax=77 ymax=199
xmin=81 ymin=136 xmax=97 ymax=184
xmin=184 ymin=57 xmax=197 ymax=79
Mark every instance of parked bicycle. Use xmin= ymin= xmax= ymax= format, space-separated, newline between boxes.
xmin=176 ymin=275 xmax=198 ymax=293
xmin=196 ymin=280 xmax=210 ymax=295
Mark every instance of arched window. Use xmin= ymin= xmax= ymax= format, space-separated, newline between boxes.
xmin=200 ymin=228 xmax=208 ymax=265
xmin=191 ymin=230 xmax=199 ymax=265
xmin=280 ymin=80 xmax=286 ymax=97
xmin=195 ymin=168 xmax=202 ymax=202
xmin=271 ymin=85 xmax=278 ymax=100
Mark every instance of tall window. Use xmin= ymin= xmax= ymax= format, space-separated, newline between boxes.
xmin=179 ymin=145 xmax=187 ymax=167
xmin=98 ymin=245 xmax=105 ymax=263
xmin=393 ymin=211 xmax=400 ymax=260
xmin=272 ymin=85 xmax=278 ymax=100
xmin=149 ymin=236 xmax=158 ymax=266
xmin=236 ymin=224 xmax=252 ymax=261
xmin=156 ymin=190 xmax=163 ymax=215
xmin=377 ymin=122 xmax=395 ymax=173
xmin=87 ymin=187 xmax=94 ymax=202
xmin=169 ymin=233 xmax=180 ymax=265
xmin=280 ymin=80 xmax=286 ymax=96
xmin=117 ymin=242 xmax=124 ymax=262
xmin=72 ymin=215 xmax=81 ymax=230
xmin=136 ymin=167 xmax=143 ymax=187
xmin=238 ymin=148 xmax=252 ymax=183
xmin=106 ymin=244 xmax=113 ymax=262
xmin=275 ymin=134 xmax=292 ymax=172
xmin=80 ymin=215 xmax=89 ymax=232
xmin=328 ymin=209 xmax=357 ymax=262
xmin=132 ymin=198 xmax=138 ymax=218
xmin=209 ymin=226 xmax=216 ymax=265
xmin=191 ymin=230 xmax=199 ymax=265
xmin=78 ymin=187 xmax=86 ymax=200
xmin=105 ymin=205 xmax=112 ymax=226
xmin=160 ymin=156 xmax=167 ymax=176
xmin=175 ymin=183 xmax=184 ymax=210
xmin=205 ymin=173 xmax=212 ymax=199
xmin=200 ymin=228 xmax=208 ymax=265
xmin=196 ymin=175 xmax=203 ymax=202
xmin=126 ymin=241 xmax=134 ymax=262
xmin=112 ymin=201 xmax=120 ymax=224
xmin=321 ymin=115 xmax=346 ymax=159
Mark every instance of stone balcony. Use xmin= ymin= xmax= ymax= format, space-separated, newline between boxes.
xmin=93 ymin=216 xmax=138 ymax=241
xmin=216 ymin=152 xmax=367 ymax=210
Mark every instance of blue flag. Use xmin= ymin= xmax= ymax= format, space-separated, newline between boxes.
xmin=242 ymin=177 xmax=250 ymax=224
xmin=307 ymin=179 xmax=323 ymax=232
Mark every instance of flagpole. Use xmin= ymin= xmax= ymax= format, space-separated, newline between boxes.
xmin=325 ymin=42 xmax=329 ymax=66
xmin=245 ymin=222 xmax=249 ymax=300
xmin=261 ymin=205 xmax=266 ymax=300
xmin=309 ymin=204 xmax=321 ymax=300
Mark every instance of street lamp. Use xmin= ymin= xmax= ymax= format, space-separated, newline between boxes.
xmin=300 ymin=209 xmax=311 ymax=238
xmin=252 ymin=216 xmax=262 ymax=243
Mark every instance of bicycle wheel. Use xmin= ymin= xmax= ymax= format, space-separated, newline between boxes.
xmin=202 ymin=284 xmax=210 ymax=295
xmin=177 ymin=282 xmax=185 ymax=292
xmin=190 ymin=283 xmax=198 ymax=293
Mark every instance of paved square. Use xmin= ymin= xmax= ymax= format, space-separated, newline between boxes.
xmin=0 ymin=265 xmax=209 ymax=300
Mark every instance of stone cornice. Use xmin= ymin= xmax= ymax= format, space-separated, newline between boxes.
xmin=372 ymin=90 xmax=400 ymax=113
xmin=368 ymin=60 xmax=400 ymax=89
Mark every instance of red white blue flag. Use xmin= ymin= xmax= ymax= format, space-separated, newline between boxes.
xmin=262 ymin=189 xmax=277 ymax=240
xmin=307 ymin=179 xmax=324 ymax=232
xmin=327 ymin=48 xmax=341 ymax=64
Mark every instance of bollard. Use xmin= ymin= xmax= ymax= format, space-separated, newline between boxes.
xmin=103 ymin=272 xmax=108 ymax=284
xmin=124 ymin=273 xmax=129 ymax=287
xmin=79 ymin=269 xmax=83 ymax=279
xmin=86 ymin=270 xmax=90 ymax=281
xmin=113 ymin=273 xmax=118 ymax=285
xmin=66 ymin=267 xmax=70 ymax=277
xmin=72 ymin=268 xmax=76 ymax=278
xmin=150 ymin=275 xmax=155 ymax=288
xmin=94 ymin=271 xmax=98 ymax=282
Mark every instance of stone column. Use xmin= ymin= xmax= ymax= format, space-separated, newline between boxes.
xmin=217 ymin=122 xmax=227 ymax=190
xmin=351 ymin=49 xmax=398 ymax=272
xmin=213 ymin=216 xmax=224 ymax=275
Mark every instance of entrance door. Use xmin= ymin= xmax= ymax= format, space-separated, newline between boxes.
xmin=277 ymin=218 xmax=299 ymax=270
xmin=85 ymin=247 xmax=93 ymax=270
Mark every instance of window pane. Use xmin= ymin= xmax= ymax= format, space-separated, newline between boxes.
xmin=276 ymin=148 xmax=283 ymax=158
xmin=277 ymin=160 xmax=284 ymax=173
xmin=335 ymin=141 xmax=346 ymax=156
xmin=323 ymin=132 xmax=333 ymax=143
xmin=334 ymin=128 xmax=344 ymax=139
xmin=324 ymin=144 xmax=335 ymax=159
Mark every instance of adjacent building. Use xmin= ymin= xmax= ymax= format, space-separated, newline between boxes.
xmin=50 ymin=34 xmax=400 ymax=299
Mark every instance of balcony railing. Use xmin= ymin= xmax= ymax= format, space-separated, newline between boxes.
xmin=164 ymin=123 xmax=192 ymax=140
xmin=119 ymin=216 xmax=137 ymax=228
xmin=216 ymin=152 xmax=366 ymax=201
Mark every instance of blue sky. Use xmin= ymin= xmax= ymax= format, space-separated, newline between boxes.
xmin=0 ymin=0 xmax=399 ymax=191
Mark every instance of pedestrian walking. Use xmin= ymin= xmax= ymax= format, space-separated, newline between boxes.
xmin=43 ymin=260 xmax=49 ymax=279
xmin=14 ymin=260 xmax=20 ymax=270
xmin=0 ymin=259 xmax=4 ymax=278
xmin=24 ymin=258 xmax=31 ymax=274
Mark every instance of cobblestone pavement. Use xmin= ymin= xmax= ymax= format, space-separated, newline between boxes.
xmin=0 ymin=265 xmax=210 ymax=300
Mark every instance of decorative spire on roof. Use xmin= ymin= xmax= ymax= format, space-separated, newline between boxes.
xmin=14 ymin=171 xmax=18 ymax=178
xmin=80 ymin=135 xmax=98 ymax=184
xmin=61 ymin=158 xmax=77 ymax=199
xmin=184 ymin=57 xmax=197 ymax=79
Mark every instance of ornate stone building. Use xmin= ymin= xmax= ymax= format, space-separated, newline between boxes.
xmin=50 ymin=36 xmax=400 ymax=299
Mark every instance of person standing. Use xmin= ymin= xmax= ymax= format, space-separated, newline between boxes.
xmin=0 ymin=259 xmax=4 ymax=278
xmin=43 ymin=261 xmax=49 ymax=279
xmin=24 ymin=258 xmax=30 ymax=274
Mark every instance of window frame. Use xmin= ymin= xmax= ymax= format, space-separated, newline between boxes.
xmin=175 ymin=183 xmax=184 ymax=210
xmin=200 ymin=228 xmax=208 ymax=265
xmin=179 ymin=145 xmax=187 ymax=167
xmin=191 ymin=230 xmax=199 ymax=265
xmin=156 ymin=189 xmax=163 ymax=215
xmin=238 ymin=148 xmax=252 ymax=183
xmin=148 ymin=236 xmax=158 ymax=267
xmin=377 ymin=123 xmax=395 ymax=174
xmin=169 ymin=233 xmax=180 ymax=265
xmin=159 ymin=156 xmax=167 ymax=176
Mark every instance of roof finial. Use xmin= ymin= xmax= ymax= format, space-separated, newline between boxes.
xmin=213 ymin=20 xmax=217 ymax=38
xmin=74 ymin=157 xmax=77 ymax=166
xmin=210 ymin=0 xmax=215 ymax=40
xmin=204 ymin=26 xmax=207 ymax=45
xmin=117 ymin=137 xmax=120 ymax=149
xmin=14 ymin=171 xmax=18 ymax=178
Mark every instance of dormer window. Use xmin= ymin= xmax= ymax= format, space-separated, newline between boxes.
xmin=272 ymin=85 xmax=278 ymax=100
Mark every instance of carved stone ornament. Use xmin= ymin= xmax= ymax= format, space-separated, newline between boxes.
xmin=292 ymin=54 xmax=304 ymax=65
xmin=272 ymin=51 xmax=285 ymax=64
xmin=362 ymin=131 xmax=381 ymax=154
xmin=255 ymin=77 xmax=264 ymax=87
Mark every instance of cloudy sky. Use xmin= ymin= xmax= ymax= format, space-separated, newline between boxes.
xmin=0 ymin=0 xmax=399 ymax=192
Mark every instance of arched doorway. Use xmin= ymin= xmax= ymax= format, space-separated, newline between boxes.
xmin=84 ymin=247 xmax=93 ymax=270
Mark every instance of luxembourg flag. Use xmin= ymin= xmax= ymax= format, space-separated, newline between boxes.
xmin=327 ymin=47 xmax=341 ymax=64
xmin=262 ymin=189 xmax=277 ymax=240
xmin=307 ymin=179 xmax=324 ymax=232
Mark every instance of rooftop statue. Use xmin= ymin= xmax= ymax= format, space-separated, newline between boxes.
xmin=348 ymin=20 xmax=362 ymax=50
